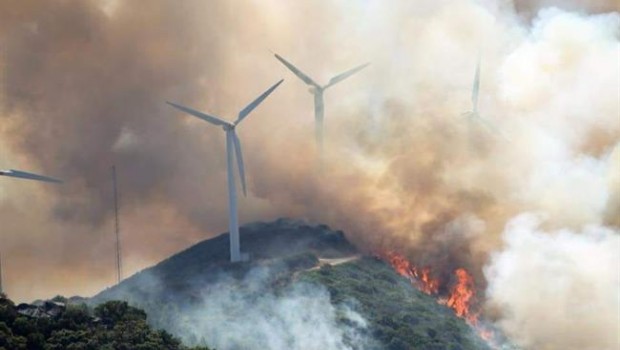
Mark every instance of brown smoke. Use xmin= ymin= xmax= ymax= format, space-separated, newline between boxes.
xmin=0 ymin=2 xmax=618 ymax=347
xmin=0 ymin=0 xmax=253 ymax=299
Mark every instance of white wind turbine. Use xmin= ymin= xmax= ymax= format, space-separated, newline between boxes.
xmin=0 ymin=168 xmax=61 ymax=294
xmin=462 ymin=55 xmax=508 ymax=141
xmin=166 ymin=79 xmax=283 ymax=262
xmin=274 ymin=53 xmax=369 ymax=156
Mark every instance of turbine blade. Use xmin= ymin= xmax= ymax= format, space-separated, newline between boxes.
xmin=326 ymin=62 xmax=370 ymax=88
xmin=274 ymin=54 xmax=320 ymax=88
xmin=232 ymin=132 xmax=247 ymax=197
xmin=472 ymin=55 xmax=481 ymax=113
xmin=473 ymin=114 xmax=510 ymax=140
xmin=474 ymin=115 xmax=497 ymax=133
xmin=166 ymin=101 xmax=230 ymax=127
xmin=236 ymin=79 xmax=284 ymax=124
xmin=0 ymin=169 xmax=62 ymax=183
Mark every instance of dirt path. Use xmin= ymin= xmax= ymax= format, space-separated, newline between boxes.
xmin=305 ymin=255 xmax=361 ymax=272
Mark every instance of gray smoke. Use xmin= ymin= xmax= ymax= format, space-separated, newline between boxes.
xmin=171 ymin=266 xmax=371 ymax=350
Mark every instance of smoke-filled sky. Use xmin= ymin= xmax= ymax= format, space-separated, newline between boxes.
xmin=0 ymin=0 xmax=618 ymax=348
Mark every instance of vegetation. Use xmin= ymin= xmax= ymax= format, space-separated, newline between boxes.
xmin=300 ymin=257 xmax=490 ymax=350
xmin=0 ymin=295 xmax=210 ymax=350
xmin=88 ymin=219 xmax=492 ymax=349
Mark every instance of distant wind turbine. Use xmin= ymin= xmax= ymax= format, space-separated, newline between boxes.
xmin=274 ymin=53 xmax=369 ymax=155
xmin=0 ymin=168 xmax=61 ymax=295
xmin=461 ymin=55 xmax=507 ymax=140
xmin=166 ymin=79 xmax=283 ymax=263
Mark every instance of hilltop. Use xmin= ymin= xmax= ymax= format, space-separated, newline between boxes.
xmin=91 ymin=219 xmax=489 ymax=350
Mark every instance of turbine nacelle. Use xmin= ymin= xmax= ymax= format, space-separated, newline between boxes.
xmin=274 ymin=53 xmax=369 ymax=92
xmin=308 ymin=87 xmax=321 ymax=94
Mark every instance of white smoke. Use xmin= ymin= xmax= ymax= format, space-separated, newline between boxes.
xmin=484 ymin=214 xmax=620 ymax=350
xmin=480 ymin=9 xmax=620 ymax=349
xmin=171 ymin=266 xmax=371 ymax=350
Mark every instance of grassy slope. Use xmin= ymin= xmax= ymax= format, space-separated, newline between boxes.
xmin=301 ymin=257 xmax=490 ymax=350
xmin=91 ymin=219 xmax=490 ymax=350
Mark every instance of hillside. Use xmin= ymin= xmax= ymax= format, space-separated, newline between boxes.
xmin=91 ymin=219 xmax=490 ymax=350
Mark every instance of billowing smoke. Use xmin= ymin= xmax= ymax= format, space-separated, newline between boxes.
xmin=0 ymin=0 xmax=618 ymax=348
xmin=484 ymin=214 xmax=620 ymax=350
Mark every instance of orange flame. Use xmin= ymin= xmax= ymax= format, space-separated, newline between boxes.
xmin=384 ymin=251 xmax=439 ymax=295
xmin=381 ymin=252 xmax=499 ymax=346
xmin=444 ymin=268 xmax=479 ymax=324
xmin=442 ymin=269 xmax=502 ymax=346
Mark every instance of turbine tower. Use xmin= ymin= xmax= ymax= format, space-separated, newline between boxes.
xmin=274 ymin=54 xmax=369 ymax=156
xmin=0 ymin=168 xmax=61 ymax=295
xmin=166 ymin=79 xmax=283 ymax=262
xmin=461 ymin=55 xmax=507 ymax=140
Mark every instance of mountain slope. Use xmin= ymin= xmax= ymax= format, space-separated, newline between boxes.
xmin=302 ymin=258 xmax=487 ymax=350
xmin=91 ymin=219 xmax=489 ymax=350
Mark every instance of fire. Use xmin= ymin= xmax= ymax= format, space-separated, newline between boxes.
xmin=444 ymin=268 xmax=478 ymax=323
xmin=384 ymin=251 xmax=439 ymax=295
xmin=381 ymin=251 xmax=498 ymax=346
xmin=441 ymin=270 xmax=500 ymax=347
xmin=381 ymin=251 xmax=480 ymax=320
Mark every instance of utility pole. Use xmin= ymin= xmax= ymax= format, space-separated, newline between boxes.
xmin=0 ymin=251 xmax=4 ymax=295
xmin=1 ymin=43 xmax=5 ymax=296
xmin=112 ymin=165 xmax=122 ymax=284
xmin=1 ymin=41 xmax=5 ymax=108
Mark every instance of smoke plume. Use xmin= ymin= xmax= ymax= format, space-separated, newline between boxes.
xmin=485 ymin=214 xmax=620 ymax=350
xmin=0 ymin=0 xmax=618 ymax=348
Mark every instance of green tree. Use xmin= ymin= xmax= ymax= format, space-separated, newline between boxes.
xmin=0 ymin=297 xmax=211 ymax=350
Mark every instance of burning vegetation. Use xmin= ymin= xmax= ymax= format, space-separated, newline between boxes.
xmin=380 ymin=251 xmax=497 ymax=344
xmin=443 ymin=268 xmax=478 ymax=322
xmin=383 ymin=251 xmax=441 ymax=296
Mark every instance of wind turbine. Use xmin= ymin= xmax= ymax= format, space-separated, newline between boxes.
xmin=0 ymin=168 xmax=61 ymax=295
xmin=166 ymin=79 xmax=283 ymax=263
xmin=274 ymin=53 xmax=369 ymax=156
xmin=461 ymin=55 xmax=508 ymax=140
